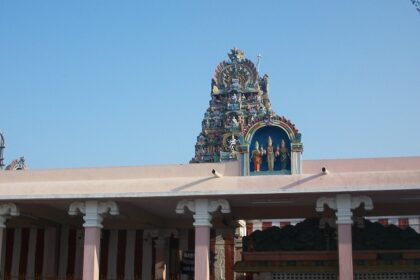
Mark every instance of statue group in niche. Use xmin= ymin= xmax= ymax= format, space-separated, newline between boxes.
xmin=251 ymin=137 xmax=289 ymax=172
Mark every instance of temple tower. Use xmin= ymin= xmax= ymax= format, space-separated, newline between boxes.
xmin=192 ymin=48 xmax=303 ymax=175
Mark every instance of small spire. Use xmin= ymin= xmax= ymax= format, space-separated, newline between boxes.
xmin=256 ymin=53 xmax=262 ymax=72
xmin=0 ymin=132 xmax=4 ymax=170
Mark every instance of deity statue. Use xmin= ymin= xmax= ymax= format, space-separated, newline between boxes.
xmin=278 ymin=139 xmax=289 ymax=170
xmin=251 ymin=141 xmax=262 ymax=172
xmin=231 ymin=92 xmax=238 ymax=102
xmin=228 ymin=134 xmax=237 ymax=152
xmin=238 ymin=116 xmax=245 ymax=132
xmin=261 ymin=74 xmax=269 ymax=94
xmin=231 ymin=116 xmax=239 ymax=128
xmin=260 ymin=144 xmax=265 ymax=156
xmin=266 ymin=136 xmax=275 ymax=171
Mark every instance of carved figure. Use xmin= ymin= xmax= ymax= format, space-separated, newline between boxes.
xmin=261 ymin=74 xmax=269 ymax=94
xmin=260 ymin=144 xmax=265 ymax=157
xmin=5 ymin=157 xmax=26 ymax=170
xmin=266 ymin=136 xmax=275 ymax=171
xmin=231 ymin=116 xmax=239 ymax=128
xmin=231 ymin=92 xmax=238 ymax=102
xmin=278 ymin=139 xmax=289 ymax=170
xmin=239 ymin=116 xmax=245 ymax=132
xmin=228 ymin=134 xmax=237 ymax=152
xmin=251 ymin=141 xmax=262 ymax=172
xmin=212 ymin=84 xmax=220 ymax=94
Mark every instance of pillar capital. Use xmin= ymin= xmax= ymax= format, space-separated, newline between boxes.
xmin=68 ymin=200 xmax=119 ymax=228
xmin=316 ymin=194 xmax=373 ymax=224
xmin=176 ymin=198 xmax=230 ymax=227
xmin=0 ymin=203 xmax=19 ymax=228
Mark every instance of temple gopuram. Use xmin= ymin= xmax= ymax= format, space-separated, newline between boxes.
xmin=192 ymin=48 xmax=303 ymax=176
xmin=0 ymin=49 xmax=419 ymax=280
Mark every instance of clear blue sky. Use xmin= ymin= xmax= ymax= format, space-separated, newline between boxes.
xmin=1 ymin=1 xmax=419 ymax=169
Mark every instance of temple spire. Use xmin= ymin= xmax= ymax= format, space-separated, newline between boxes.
xmin=256 ymin=53 xmax=262 ymax=73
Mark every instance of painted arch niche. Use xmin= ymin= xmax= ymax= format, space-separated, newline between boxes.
xmin=249 ymin=125 xmax=291 ymax=175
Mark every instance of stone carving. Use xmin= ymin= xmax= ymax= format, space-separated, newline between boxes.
xmin=5 ymin=157 xmax=26 ymax=170
xmin=0 ymin=203 xmax=19 ymax=227
xmin=69 ymin=201 xmax=119 ymax=228
xmin=176 ymin=199 xmax=231 ymax=227
xmin=316 ymin=195 xmax=373 ymax=224
xmin=266 ymin=136 xmax=275 ymax=171
xmin=251 ymin=141 xmax=263 ymax=172
xmin=214 ymin=234 xmax=225 ymax=280
xmin=176 ymin=199 xmax=230 ymax=214
xmin=278 ymin=139 xmax=289 ymax=170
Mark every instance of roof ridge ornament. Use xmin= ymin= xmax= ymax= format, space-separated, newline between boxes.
xmin=228 ymin=48 xmax=245 ymax=63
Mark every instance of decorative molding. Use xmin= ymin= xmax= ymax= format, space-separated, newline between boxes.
xmin=351 ymin=195 xmax=373 ymax=211
xmin=315 ymin=197 xmax=337 ymax=213
xmin=0 ymin=203 xmax=19 ymax=228
xmin=176 ymin=199 xmax=231 ymax=227
xmin=68 ymin=200 xmax=119 ymax=228
xmin=175 ymin=199 xmax=196 ymax=214
xmin=209 ymin=199 xmax=231 ymax=214
xmin=316 ymin=194 xmax=373 ymax=225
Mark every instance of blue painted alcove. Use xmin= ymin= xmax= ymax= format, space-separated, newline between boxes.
xmin=249 ymin=125 xmax=291 ymax=175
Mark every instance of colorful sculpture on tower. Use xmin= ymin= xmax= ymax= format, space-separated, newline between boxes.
xmin=192 ymin=48 xmax=303 ymax=175
xmin=251 ymin=141 xmax=262 ymax=172
xmin=266 ymin=136 xmax=275 ymax=171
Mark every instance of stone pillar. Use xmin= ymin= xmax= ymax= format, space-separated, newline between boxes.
xmin=26 ymin=228 xmax=38 ymax=280
xmin=214 ymin=230 xmax=225 ymax=280
xmin=155 ymin=236 xmax=166 ymax=280
xmin=42 ymin=227 xmax=58 ymax=280
xmin=68 ymin=201 xmax=119 ymax=280
xmin=176 ymin=199 xmax=231 ymax=280
xmin=57 ymin=225 xmax=69 ymax=279
xmin=142 ymin=230 xmax=157 ymax=280
xmin=316 ymin=194 xmax=373 ymax=280
xmin=0 ymin=203 xmax=19 ymax=278
xmin=124 ymin=230 xmax=136 ymax=280
xmin=234 ymin=220 xmax=246 ymax=280
xmin=160 ymin=229 xmax=178 ymax=280
xmin=195 ymin=226 xmax=211 ymax=280
xmin=107 ymin=230 xmax=119 ymax=279
xmin=178 ymin=229 xmax=189 ymax=280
